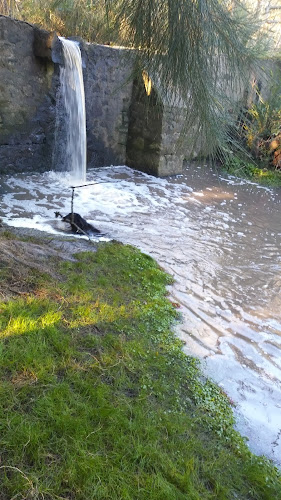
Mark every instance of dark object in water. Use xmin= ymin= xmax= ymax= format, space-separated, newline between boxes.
xmin=55 ymin=211 xmax=101 ymax=235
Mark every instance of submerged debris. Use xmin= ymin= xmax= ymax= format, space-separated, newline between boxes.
xmin=55 ymin=211 xmax=101 ymax=236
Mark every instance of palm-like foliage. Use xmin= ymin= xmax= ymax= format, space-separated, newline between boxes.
xmin=241 ymin=72 xmax=281 ymax=167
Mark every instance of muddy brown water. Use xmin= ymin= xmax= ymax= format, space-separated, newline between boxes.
xmin=1 ymin=163 xmax=281 ymax=465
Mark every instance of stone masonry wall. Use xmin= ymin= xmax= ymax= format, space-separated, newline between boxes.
xmin=83 ymin=43 xmax=134 ymax=167
xmin=126 ymin=76 xmax=186 ymax=176
xmin=0 ymin=15 xmax=57 ymax=174
xmin=0 ymin=15 xmax=209 ymax=178
xmin=126 ymin=78 xmax=163 ymax=176
xmin=0 ymin=15 xmax=187 ymax=178
xmin=4 ymin=15 xmax=276 ymax=178
xmin=0 ymin=16 xmax=135 ymax=174
xmin=159 ymin=107 xmax=185 ymax=176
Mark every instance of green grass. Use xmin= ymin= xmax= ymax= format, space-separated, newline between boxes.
xmin=222 ymin=155 xmax=281 ymax=187
xmin=0 ymin=241 xmax=280 ymax=499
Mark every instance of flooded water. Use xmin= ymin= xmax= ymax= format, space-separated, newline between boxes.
xmin=1 ymin=163 xmax=281 ymax=465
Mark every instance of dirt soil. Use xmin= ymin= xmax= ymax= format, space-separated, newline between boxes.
xmin=0 ymin=224 xmax=98 ymax=300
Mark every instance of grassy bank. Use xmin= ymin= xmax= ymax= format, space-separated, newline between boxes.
xmin=222 ymin=156 xmax=281 ymax=187
xmin=0 ymin=235 xmax=280 ymax=499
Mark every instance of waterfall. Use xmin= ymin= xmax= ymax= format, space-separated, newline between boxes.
xmin=58 ymin=37 xmax=87 ymax=182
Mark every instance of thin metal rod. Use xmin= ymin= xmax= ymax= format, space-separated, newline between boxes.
xmin=70 ymin=181 xmax=113 ymax=189
xmin=68 ymin=180 xmax=112 ymax=239
xmin=71 ymin=187 xmax=75 ymax=224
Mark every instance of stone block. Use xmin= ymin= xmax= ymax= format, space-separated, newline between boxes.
xmin=158 ymin=154 xmax=183 ymax=176
xmin=33 ymin=28 xmax=59 ymax=61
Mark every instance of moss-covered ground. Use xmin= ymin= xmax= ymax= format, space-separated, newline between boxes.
xmin=0 ymin=235 xmax=280 ymax=499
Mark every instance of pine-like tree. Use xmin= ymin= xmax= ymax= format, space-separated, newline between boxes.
xmin=115 ymin=0 xmax=269 ymax=157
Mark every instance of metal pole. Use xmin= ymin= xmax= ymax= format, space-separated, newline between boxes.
xmin=71 ymin=187 xmax=75 ymax=225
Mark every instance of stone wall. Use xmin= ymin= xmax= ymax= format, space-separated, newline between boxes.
xmin=0 ymin=16 xmax=136 ymax=175
xmin=158 ymin=107 xmax=186 ymax=176
xmin=0 ymin=15 xmax=191 ymax=178
xmin=0 ymin=15 xmax=188 ymax=178
xmin=0 ymin=15 xmax=57 ymax=174
xmin=126 ymin=76 xmax=186 ymax=176
xmin=126 ymin=78 xmax=163 ymax=176
xmin=5 ymin=15 xmax=275 ymax=178
xmin=83 ymin=43 xmax=134 ymax=168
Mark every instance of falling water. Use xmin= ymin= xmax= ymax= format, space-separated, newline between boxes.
xmin=58 ymin=37 xmax=87 ymax=182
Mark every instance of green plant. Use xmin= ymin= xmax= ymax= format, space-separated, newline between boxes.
xmin=223 ymin=154 xmax=281 ymax=186
xmin=240 ymin=70 xmax=281 ymax=168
